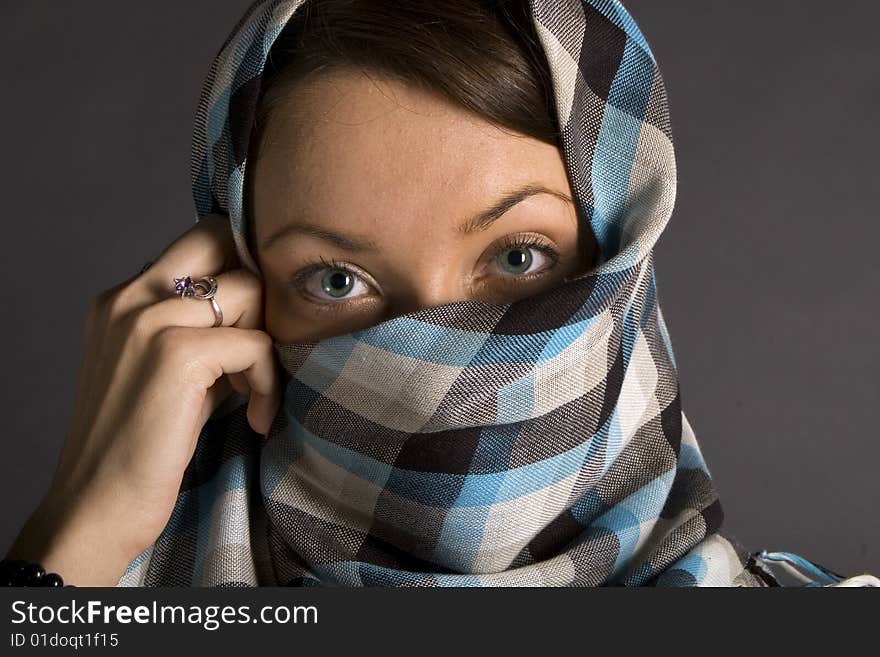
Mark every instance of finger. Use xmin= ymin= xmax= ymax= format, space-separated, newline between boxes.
xmin=162 ymin=326 xmax=282 ymax=435
xmin=139 ymin=214 xmax=242 ymax=299
xmin=200 ymin=373 xmax=234 ymax=427
xmin=117 ymin=261 xmax=154 ymax=290
xmin=136 ymin=268 xmax=264 ymax=331
xmin=227 ymin=372 xmax=252 ymax=396
xmin=243 ymin=356 xmax=284 ymax=437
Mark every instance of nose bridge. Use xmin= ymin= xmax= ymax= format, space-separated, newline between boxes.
xmin=389 ymin=263 xmax=468 ymax=316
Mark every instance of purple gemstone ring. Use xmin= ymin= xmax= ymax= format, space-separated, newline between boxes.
xmin=172 ymin=275 xmax=223 ymax=327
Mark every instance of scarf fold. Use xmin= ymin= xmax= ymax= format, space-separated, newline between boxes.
xmin=117 ymin=0 xmax=772 ymax=587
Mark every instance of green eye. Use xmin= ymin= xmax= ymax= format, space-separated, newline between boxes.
xmin=321 ymin=268 xmax=355 ymax=298
xmin=292 ymin=258 xmax=375 ymax=304
xmin=497 ymin=246 xmax=534 ymax=275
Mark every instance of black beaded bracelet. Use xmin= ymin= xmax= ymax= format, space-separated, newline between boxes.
xmin=0 ymin=559 xmax=75 ymax=587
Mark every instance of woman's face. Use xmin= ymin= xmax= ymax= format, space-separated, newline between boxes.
xmin=250 ymin=69 xmax=598 ymax=343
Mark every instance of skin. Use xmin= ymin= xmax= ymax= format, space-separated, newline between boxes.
xmin=250 ymin=69 xmax=599 ymax=343
xmin=7 ymin=215 xmax=282 ymax=585
xmin=7 ymin=69 xmax=599 ymax=586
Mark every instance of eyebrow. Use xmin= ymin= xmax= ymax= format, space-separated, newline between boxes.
xmin=260 ymin=182 xmax=573 ymax=252
xmin=459 ymin=183 xmax=573 ymax=235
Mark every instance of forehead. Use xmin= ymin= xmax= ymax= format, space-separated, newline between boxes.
xmin=250 ymin=69 xmax=569 ymax=228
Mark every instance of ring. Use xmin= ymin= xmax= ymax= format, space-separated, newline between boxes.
xmin=172 ymin=275 xmax=224 ymax=327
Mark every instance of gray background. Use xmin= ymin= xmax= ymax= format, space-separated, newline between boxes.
xmin=1 ymin=1 xmax=877 ymax=577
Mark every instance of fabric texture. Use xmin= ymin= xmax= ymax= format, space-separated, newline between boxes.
xmin=115 ymin=0 xmax=841 ymax=587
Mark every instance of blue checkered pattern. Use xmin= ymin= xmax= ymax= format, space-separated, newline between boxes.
xmin=115 ymin=0 xmax=841 ymax=587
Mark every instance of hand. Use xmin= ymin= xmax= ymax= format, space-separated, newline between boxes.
xmin=6 ymin=214 xmax=284 ymax=585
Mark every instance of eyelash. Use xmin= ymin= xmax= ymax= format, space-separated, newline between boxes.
xmin=495 ymin=234 xmax=561 ymax=279
xmin=289 ymin=234 xmax=561 ymax=306
xmin=290 ymin=254 xmax=363 ymax=291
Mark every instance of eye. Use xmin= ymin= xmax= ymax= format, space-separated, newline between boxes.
xmin=491 ymin=236 xmax=559 ymax=278
xmin=496 ymin=246 xmax=540 ymax=275
xmin=292 ymin=258 xmax=373 ymax=303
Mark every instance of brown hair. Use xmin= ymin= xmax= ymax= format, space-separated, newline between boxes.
xmin=244 ymin=0 xmax=562 ymax=257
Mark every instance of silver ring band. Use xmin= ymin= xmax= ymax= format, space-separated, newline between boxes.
xmin=172 ymin=275 xmax=224 ymax=327
xmin=206 ymin=297 xmax=224 ymax=327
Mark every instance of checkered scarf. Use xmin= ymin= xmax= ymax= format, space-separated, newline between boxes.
xmin=116 ymin=0 xmax=771 ymax=587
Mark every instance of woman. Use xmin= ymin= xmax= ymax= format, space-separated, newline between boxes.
xmin=3 ymin=0 xmax=874 ymax=587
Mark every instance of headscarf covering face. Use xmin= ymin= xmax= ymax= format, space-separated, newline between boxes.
xmin=119 ymin=0 xmax=767 ymax=586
